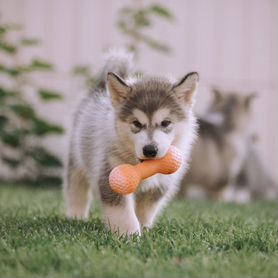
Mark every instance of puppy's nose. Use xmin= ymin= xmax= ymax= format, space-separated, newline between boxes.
xmin=143 ymin=144 xmax=158 ymax=158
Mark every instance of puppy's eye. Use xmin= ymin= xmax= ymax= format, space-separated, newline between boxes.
xmin=161 ymin=120 xmax=172 ymax=128
xmin=132 ymin=120 xmax=142 ymax=129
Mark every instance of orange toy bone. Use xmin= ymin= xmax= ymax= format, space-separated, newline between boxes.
xmin=109 ymin=146 xmax=182 ymax=195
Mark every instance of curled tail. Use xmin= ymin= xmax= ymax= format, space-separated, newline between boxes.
xmin=97 ymin=48 xmax=134 ymax=90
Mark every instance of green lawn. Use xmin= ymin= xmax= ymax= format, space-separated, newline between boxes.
xmin=0 ymin=184 xmax=277 ymax=277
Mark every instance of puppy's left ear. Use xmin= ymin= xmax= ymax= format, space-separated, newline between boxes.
xmin=107 ymin=72 xmax=131 ymax=106
xmin=172 ymin=72 xmax=199 ymax=105
xmin=245 ymin=92 xmax=257 ymax=108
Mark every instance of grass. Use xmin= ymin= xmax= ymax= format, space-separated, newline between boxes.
xmin=0 ymin=184 xmax=277 ymax=277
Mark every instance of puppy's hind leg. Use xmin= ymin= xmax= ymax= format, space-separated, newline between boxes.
xmin=64 ymin=159 xmax=92 ymax=220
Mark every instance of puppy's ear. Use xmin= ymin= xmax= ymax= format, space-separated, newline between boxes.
xmin=245 ymin=92 xmax=257 ymax=108
xmin=107 ymin=72 xmax=131 ymax=106
xmin=172 ymin=72 xmax=199 ymax=105
xmin=212 ymin=87 xmax=224 ymax=102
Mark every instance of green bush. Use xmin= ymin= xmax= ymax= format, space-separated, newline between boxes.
xmin=0 ymin=22 xmax=64 ymax=182
xmin=117 ymin=2 xmax=174 ymax=57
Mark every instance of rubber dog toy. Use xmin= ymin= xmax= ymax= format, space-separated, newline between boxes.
xmin=109 ymin=146 xmax=182 ymax=195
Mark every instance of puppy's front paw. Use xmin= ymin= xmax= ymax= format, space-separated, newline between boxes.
xmin=104 ymin=205 xmax=141 ymax=236
xmin=66 ymin=208 xmax=89 ymax=221
xmin=108 ymin=221 xmax=141 ymax=236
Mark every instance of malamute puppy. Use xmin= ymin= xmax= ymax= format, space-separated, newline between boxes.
xmin=64 ymin=49 xmax=199 ymax=235
xmin=179 ymin=88 xmax=256 ymax=202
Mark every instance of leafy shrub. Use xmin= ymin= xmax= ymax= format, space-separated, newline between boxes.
xmin=0 ymin=22 xmax=64 ymax=182
xmin=73 ymin=2 xmax=174 ymax=86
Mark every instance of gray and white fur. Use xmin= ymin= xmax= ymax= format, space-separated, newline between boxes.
xmin=64 ymin=49 xmax=199 ymax=235
xmin=179 ymin=89 xmax=260 ymax=202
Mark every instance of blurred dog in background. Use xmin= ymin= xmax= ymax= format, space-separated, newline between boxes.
xmin=234 ymin=139 xmax=277 ymax=201
xmin=179 ymin=88 xmax=277 ymax=202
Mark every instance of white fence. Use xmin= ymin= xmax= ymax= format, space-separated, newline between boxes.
xmin=0 ymin=0 xmax=277 ymax=178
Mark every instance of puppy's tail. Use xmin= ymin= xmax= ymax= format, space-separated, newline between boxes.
xmin=97 ymin=48 xmax=134 ymax=90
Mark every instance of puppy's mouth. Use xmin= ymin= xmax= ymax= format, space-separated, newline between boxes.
xmin=137 ymin=157 xmax=160 ymax=163
xmin=137 ymin=157 xmax=152 ymax=163
xmin=136 ymin=151 xmax=166 ymax=163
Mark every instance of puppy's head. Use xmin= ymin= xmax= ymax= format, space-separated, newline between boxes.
xmin=107 ymin=72 xmax=199 ymax=160
xmin=209 ymin=88 xmax=256 ymax=131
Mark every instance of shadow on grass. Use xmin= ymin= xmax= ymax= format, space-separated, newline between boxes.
xmin=0 ymin=177 xmax=62 ymax=189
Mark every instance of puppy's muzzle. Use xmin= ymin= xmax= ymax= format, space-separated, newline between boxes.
xmin=143 ymin=144 xmax=158 ymax=158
